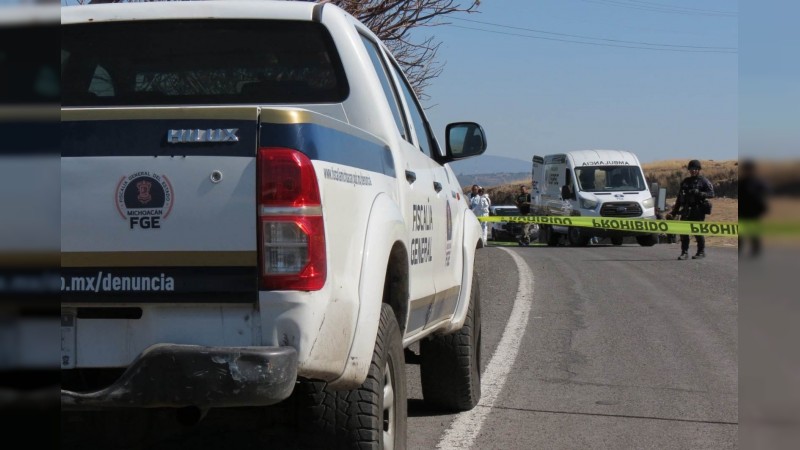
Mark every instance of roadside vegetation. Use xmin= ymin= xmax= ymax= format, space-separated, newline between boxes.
xmin=463 ymin=159 xmax=799 ymax=249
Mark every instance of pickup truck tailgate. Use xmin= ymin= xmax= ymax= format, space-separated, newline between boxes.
xmin=61 ymin=108 xmax=258 ymax=302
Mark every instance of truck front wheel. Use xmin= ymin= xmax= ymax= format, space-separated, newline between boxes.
xmin=420 ymin=271 xmax=482 ymax=411
xmin=294 ymin=304 xmax=407 ymax=449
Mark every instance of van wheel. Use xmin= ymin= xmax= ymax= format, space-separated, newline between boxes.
xmin=636 ymin=234 xmax=658 ymax=247
xmin=611 ymin=236 xmax=624 ymax=246
xmin=567 ymin=227 xmax=590 ymax=247
xmin=420 ymin=271 xmax=482 ymax=411
xmin=538 ymin=225 xmax=548 ymax=244
xmin=294 ymin=304 xmax=407 ymax=449
xmin=547 ymin=227 xmax=561 ymax=247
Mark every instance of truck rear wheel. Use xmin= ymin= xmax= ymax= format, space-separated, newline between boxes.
xmin=294 ymin=304 xmax=407 ymax=449
xmin=611 ymin=236 xmax=624 ymax=246
xmin=420 ymin=272 xmax=482 ymax=411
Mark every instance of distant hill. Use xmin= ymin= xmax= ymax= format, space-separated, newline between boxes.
xmin=449 ymin=155 xmax=531 ymax=190
xmin=449 ymin=155 xmax=530 ymax=175
xmin=455 ymin=172 xmax=530 ymax=191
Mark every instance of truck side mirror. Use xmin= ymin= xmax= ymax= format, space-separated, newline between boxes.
xmin=443 ymin=122 xmax=487 ymax=162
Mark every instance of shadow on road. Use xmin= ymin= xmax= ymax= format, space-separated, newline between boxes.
xmin=407 ymin=398 xmax=459 ymax=418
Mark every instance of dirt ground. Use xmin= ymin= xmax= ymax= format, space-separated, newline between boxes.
xmin=684 ymin=196 xmax=800 ymax=248
xmin=699 ymin=197 xmax=737 ymax=248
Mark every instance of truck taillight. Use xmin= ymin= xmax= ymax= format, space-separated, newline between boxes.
xmin=258 ymin=148 xmax=326 ymax=291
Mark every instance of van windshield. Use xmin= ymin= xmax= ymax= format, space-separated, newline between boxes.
xmin=575 ymin=166 xmax=646 ymax=192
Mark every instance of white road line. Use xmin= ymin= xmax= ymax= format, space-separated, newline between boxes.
xmin=437 ymin=247 xmax=534 ymax=449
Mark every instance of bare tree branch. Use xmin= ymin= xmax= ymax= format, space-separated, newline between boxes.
xmin=313 ymin=0 xmax=480 ymax=101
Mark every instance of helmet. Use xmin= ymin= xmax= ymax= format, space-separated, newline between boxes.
xmin=688 ymin=159 xmax=702 ymax=170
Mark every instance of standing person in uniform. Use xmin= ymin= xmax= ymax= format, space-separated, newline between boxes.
xmin=515 ymin=185 xmax=532 ymax=246
xmin=671 ymin=160 xmax=715 ymax=260
xmin=738 ymin=159 xmax=769 ymax=258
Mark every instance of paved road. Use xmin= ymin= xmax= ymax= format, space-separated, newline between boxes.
xmin=408 ymin=242 xmax=738 ymax=449
xmin=63 ymin=242 xmax=738 ymax=449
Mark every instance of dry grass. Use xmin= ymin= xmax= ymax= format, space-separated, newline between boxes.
xmin=472 ymin=157 xmax=800 ymax=249
xmin=477 ymin=159 xmax=743 ymax=203
xmin=643 ymin=159 xmax=738 ymax=198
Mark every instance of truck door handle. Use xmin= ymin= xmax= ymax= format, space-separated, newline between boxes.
xmin=405 ymin=170 xmax=416 ymax=184
xmin=433 ymin=181 xmax=443 ymax=193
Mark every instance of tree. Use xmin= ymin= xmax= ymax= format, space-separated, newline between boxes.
xmin=310 ymin=1 xmax=480 ymax=100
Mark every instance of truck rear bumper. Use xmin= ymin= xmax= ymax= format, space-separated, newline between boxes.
xmin=61 ymin=343 xmax=297 ymax=410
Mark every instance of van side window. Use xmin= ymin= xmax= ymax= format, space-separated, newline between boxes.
xmin=359 ymin=35 xmax=409 ymax=141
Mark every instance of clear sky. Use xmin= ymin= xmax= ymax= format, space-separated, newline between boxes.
xmin=419 ymin=0 xmax=739 ymax=164
xmin=739 ymin=0 xmax=799 ymax=161
xmin=57 ymin=0 xmax=797 ymax=164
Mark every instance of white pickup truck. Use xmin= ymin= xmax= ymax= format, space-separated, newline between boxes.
xmin=60 ymin=2 xmax=486 ymax=448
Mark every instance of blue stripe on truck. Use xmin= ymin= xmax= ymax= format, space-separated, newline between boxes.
xmin=260 ymin=123 xmax=396 ymax=178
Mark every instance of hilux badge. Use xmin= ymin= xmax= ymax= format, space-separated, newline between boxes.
xmin=167 ymin=128 xmax=239 ymax=144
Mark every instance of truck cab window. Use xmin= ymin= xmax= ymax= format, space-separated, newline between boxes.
xmin=388 ymin=60 xmax=435 ymax=159
xmin=360 ymin=35 xmax=409 ymax=141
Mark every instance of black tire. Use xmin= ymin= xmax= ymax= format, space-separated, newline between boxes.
xmin=636 ymin=234 xmax=658 ymax=247
xmin=611 ymin=236 xmax=624 ymax=246
xmin=490 ymin=228 xmax=496 ymax=241
xmin=567 ymin=227 xmax=590 ymax=247
xmin=294 ymin=304 xmax=407 ymax=449
xmin=538 ymin=225 xmax=548 ymax=244
xmin=547 ymin=227 xmax=561 ymax=247
xmin=420 ymin=272 xmax=482 ymax=411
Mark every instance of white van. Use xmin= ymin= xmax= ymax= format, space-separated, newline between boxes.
xmin=531 ymin=150 xmax=658 ymax=246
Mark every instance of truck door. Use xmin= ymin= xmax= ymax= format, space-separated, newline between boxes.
xmin=359 ymin=35 xmax=437 ymax=335
xmin=532 ymin=155 xmax=544 ymax=206
xmin=386 ymin=60 xmax=458 ymax=329
xmin=543 ymin=156 xmax=567 ymax=215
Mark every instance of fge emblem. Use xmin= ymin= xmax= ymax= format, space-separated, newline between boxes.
xmin=115 ymin=171 xmax=174 ymax=229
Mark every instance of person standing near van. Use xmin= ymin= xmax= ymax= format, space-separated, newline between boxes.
xmin=470 ymin=186 xmax=491 ymax=245
xmin=671 ymin=160 xmax=715 ymax=260
xmin=515 ymin=185 xmax=532 ymax=245
xmin=469 ymin=184 xmax=480 ymax=201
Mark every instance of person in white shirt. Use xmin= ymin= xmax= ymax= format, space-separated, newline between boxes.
xmin=471 ymin=186 xmax=491 ymax=245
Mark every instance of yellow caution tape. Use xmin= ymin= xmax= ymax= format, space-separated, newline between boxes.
xmin=738 ymin=220 xmax=800 ymax=237
xmin=478 ymin=215 xmax=740 ymax=237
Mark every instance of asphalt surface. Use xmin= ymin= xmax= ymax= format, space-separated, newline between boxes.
xmin=62 ymin=241 xmax=738 ymax=449
xmin=408 ymin=241 xmax=738 ymax=449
